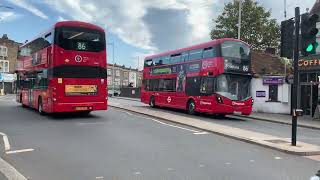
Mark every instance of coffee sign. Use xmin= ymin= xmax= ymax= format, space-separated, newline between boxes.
xmin=298 ymin=59 xmax=320 ymax=71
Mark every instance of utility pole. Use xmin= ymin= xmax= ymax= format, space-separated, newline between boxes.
xmin=238 ymin=0 xmax=242 ymax=40
xmin=0 ymin=67 xmax=3 ymax=95
xmin=291 ymin=7 xmax=300 ymax=146
xmin=0 ymin=5 xmax=13 ymax=95
xmin=107 ymin=42 xmax=115 ymax=96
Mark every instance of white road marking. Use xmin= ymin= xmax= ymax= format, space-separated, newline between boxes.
xmin=6 ymin=149 xmax=34 ymax=155
xmin=95 ymin=176 xmax=104 ymax=179
xmin=167 ymin=168 xmax=174 ymax=171
xmin=225 ymin=162 xmax=231 ymax=165
xmin=125 ymin=111 xmax=133 ymax=115
xmin=0 ymin=157 xmax=28 ymax=180
xmin=76 ymin=122 xmax=105 ymax=126
xmin=250 ymin=160 xmax=255 ymax=162
xmin=147 ymin=117 xmax=199 ymax=133
xmin=199 ymin=164 xmax=205 ymax=168
xmin=274 ymin=156 xmax=282 ymax=160
xmin=193 ymin=132 xmax=210 ymax=135
xmin=134 ymin=172 xmax=141 ymax=175
xmin=115 ymin=109 xmax=200 ymax=133
xmin=0 ymin=132 xmax=11 ymax=151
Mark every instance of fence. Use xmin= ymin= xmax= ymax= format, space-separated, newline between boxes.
xmin=119 ymin=87 xmax=140 ymax=98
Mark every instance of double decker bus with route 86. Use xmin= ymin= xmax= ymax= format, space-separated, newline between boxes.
xmin=141 ymin=38 xmax=253 ymax=116
xmin=16 ymin=21 xmax=107 ymax=115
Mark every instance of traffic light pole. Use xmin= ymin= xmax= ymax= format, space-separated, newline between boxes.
xmin=291 ymin=7 xmax=300 ymax=146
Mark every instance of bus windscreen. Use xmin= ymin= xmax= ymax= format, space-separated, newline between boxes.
xmin=55 ymin=26 xmax=105 ymax=52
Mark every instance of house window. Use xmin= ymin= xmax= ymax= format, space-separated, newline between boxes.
xmin=268 ymin=85 xmax=278 ymax=101
xmin=0 ymin=46 xmax=7 ymax=57
xmin=115 ymin=70 xmax=120 ymax=77
xmin=123 ymin=71 xmax=128 ymax=77
xmin=107 ymin=69 xmax=112 ymax=75
xmin=0 ymin=60 xmax=9 ymax=72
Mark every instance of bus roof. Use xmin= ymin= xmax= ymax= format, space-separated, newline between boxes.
xmin=54 ymin=21 xmax=105 ymax=32
xmin=145 ymin=38 xmax=250 ymax=60
xmin=19 ymin=21 xmax=105 ymax=48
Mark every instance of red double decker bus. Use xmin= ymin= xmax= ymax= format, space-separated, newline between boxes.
xmin=141 ymin=38 xmax=252 ymax=116
xmin=16 ymin=21 xmax=107 ymax=115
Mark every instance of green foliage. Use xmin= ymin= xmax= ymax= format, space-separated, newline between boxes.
xmin=210 ymin=0 xmax=280 ymax=50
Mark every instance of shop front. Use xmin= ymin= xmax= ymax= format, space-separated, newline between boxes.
xmin=298 ymin=57 xmax=320 ymax=117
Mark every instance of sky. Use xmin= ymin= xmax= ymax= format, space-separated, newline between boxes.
xmin=0 ymin=0 xmax=316 ymax=70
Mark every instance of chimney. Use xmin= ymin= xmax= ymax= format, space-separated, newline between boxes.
xmin=2 ymin=34 xmax=8 ymax=39
xmin=265 ymin=48 xmax=276 ymax=55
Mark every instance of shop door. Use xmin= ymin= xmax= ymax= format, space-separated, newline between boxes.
xmin=300 ymin=85 xmax=311 ymax=115
xmin=311 ymin=85 xmax=318 ymax=117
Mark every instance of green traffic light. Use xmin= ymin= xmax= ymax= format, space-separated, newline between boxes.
xmin=306 ymin=44 xmax=314 ymax=52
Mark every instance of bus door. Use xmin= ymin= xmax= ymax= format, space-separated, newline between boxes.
xmin=27 ymin=77 xmax=35 ymax=107
xmin=175 ymin=76 xmax=187 ymax=109
xmin=199 ymin=76 xmax=215 ymax=111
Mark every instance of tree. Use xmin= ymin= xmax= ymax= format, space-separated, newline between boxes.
xmin=210 ymin=0 xmax=280 ymax=50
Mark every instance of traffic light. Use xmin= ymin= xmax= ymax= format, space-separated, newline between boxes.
xmin=301 ymin=13 xmax=319 ymax=56
xmin=280 ymin=19 xmax=294 ymax=59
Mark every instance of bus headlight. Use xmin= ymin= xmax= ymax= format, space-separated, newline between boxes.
xmin=251 ymin=99 xmax=254 ymax=105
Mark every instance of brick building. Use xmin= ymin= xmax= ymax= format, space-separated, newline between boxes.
xmin=106 ymin=64 xmax=142 ymax=94
xmin=0 ymin=34 xmax=21 ymax=94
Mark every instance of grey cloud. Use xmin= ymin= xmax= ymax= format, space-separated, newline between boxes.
xmin=143 ymin=8 xmax=192 ymax=52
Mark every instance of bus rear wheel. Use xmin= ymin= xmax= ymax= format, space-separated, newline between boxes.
xmin=149 ymin=96 xmax=156 ymax=108
xmin=187 ymin=100 xmax=196 ymax=115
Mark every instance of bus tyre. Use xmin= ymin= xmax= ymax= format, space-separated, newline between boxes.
xmin=187 ymin=100 xmax=196 ymax=115
xmin=215 ymin=114 xmax=226 ymax=119
xmin=38 ymin=98 xmax=45 ymax=115
xmin=150 ymin=96 xmax=156 ymax=108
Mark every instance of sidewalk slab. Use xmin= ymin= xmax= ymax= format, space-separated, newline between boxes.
xmin=232 ymin=112 xmax=320 ymax=130
xmin=109 ymin=102 xmax=320 ymax=156
xmin=113 ymin=97 xmax=320 ymax=130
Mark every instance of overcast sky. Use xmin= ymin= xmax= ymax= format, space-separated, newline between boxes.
xmin=1 ymin=0 xmax=316 ymax=69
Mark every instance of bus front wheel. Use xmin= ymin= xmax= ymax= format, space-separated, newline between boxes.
xmin=150 ymin=96 xmax=156 ymax=108
xmin=187 ymin=100 xmax=196 ymax=115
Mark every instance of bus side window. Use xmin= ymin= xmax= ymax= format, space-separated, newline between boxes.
xmin=143 ymin=79 xmax=150 ymax=91
xmin=35 ymin=70 xmax=48 ymax=89
xmin=203 ymin=47 xmax=216 ymax=59
xmin=188 ymin=49 xmax=203 ymax=61
xmin=154 ymin=57 xmax=161 ymax=66
xmin=144 ymin=59 xmax=153 ymax=67
xmin=200 ymin=77 xmax=214 ymax=94
xmin=170 ymin=54 xmax=182 ymax=64
xmin=185 ymin=77 xmax=201 ymax=96
xmin=181 ymin=51 xmax=189 ymax=62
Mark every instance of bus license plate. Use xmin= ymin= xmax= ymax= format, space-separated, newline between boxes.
xmin=65 ymin=85 xmax=97 ymax=96
xmin=75 ymin=107 xmax=88 ymax=111
xmin=233 ymin=111 xmax=242 ymax=115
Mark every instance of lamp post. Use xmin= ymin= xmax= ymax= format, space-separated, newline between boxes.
xmin=0 ymin=5 xmax=13 ymax=95
xmin=107 ymin=42 xmax=115 ymax=96
xmin=237 ymin=0 xmax=242 ymax=40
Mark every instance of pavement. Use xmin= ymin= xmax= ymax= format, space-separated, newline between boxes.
xmin=116 ymin=96 xmax=320 ymax=129
xmin=0 ymin=95 xmax=320 ymax=179
xmin=110 ymin=97 xmax=320 ymax=155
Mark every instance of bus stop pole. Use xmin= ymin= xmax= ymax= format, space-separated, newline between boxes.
xmin=291 ymin=7 xmax=300 ymax=146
